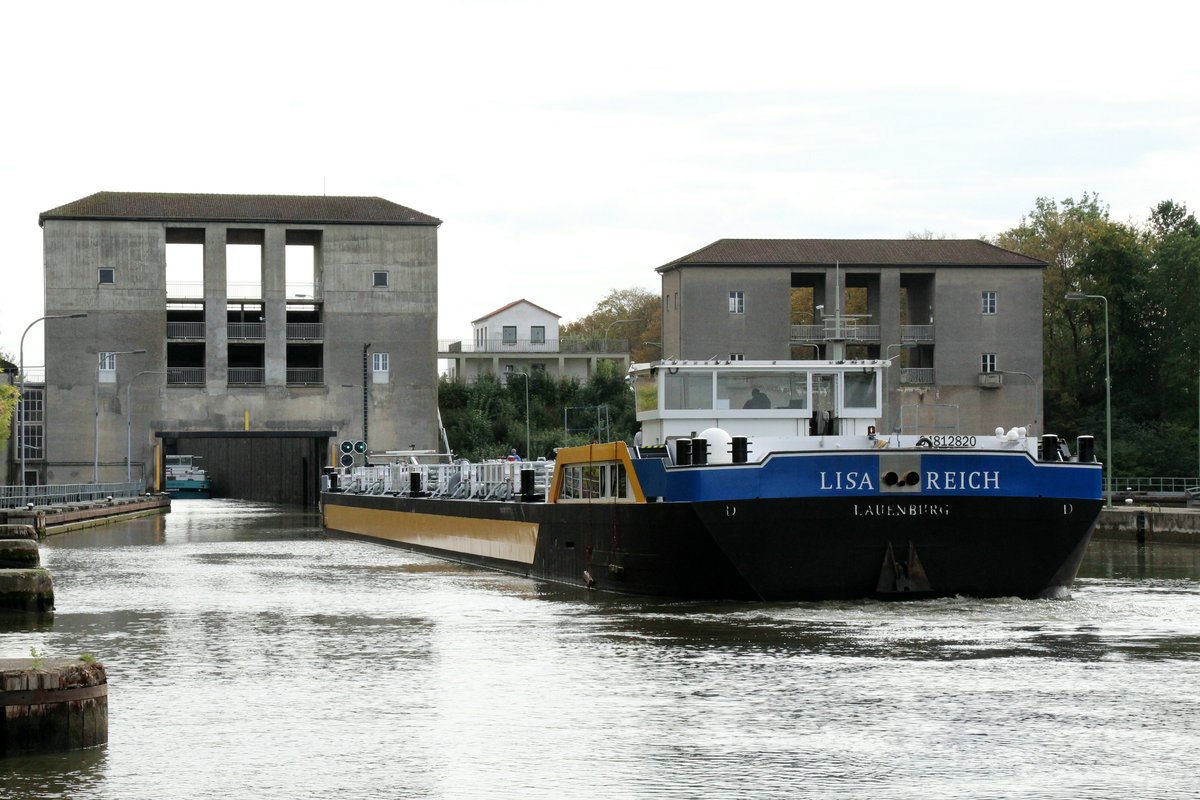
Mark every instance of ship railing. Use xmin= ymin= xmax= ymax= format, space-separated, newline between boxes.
xmin=336 ymin=459 xmax=555 ymax=500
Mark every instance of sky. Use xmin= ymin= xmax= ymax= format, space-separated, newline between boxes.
xmin=3 ymin=0 xmax=1198 ymax=367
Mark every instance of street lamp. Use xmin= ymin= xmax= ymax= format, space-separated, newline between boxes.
xmin=508 ymin=371 xmax=530 ymax=459
xmin=883 ymin=342 xmax=917 ymax=435
xmin=95 ymin=349 xmax=147 ymax=483
xmin=998 ymin=370 xmax=1038 ymax=437
xmin=1066 ymin=291 xmax=1112 ymax=507
xmin=603 ymin=319 xmax=644 ymax=352
xmin=18 ymin=313 xmax=87 ymax=488
xmin=127 ymin=370 xmax=168 ymax=483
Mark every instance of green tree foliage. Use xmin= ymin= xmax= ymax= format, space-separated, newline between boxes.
xmin=996 ymin=196 xmax=1200 ymax=476
xmin=0 ymin=384 xmax=17 ymax=450
xmin=559 ymin=287 xmax=662 ymax=363
xmin=438 ymin=363 xmax=636 ymax=462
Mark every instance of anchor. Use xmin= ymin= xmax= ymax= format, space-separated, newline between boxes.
xmin=875 ymin=541 xmax=932 ymax=595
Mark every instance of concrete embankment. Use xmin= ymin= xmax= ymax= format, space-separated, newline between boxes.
xmin=1093 ymin=505 xmax=1200 ymax=544
xmin=0 ymin=658 xmax=108 ymax=756
xmin=0 ymin=494 xmax=170 ymax=538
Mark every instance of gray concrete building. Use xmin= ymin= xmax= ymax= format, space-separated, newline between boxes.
xmin=657 ymin=239 xmax=1046 ymax=436
xmin=36 ymin=192 xmax=441 ymax=504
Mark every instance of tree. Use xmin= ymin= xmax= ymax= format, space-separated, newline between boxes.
xmin=559 ymin=287 xmax=662 ymax=363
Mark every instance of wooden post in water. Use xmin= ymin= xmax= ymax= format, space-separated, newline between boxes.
xmin=1 ymin=658 xmax=109 ymax=756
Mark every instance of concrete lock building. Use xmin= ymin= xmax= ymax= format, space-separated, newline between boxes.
xmin=657 ymin=239 xmax=1046 ymax=436
xmin=36 ymin=191 xmax=441 ymax=505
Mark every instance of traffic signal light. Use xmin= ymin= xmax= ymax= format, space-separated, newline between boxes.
xmin=354 ymin=441 xmax=367 ymax=454
xmin=340 ymin=441 xmax=353 ymax=454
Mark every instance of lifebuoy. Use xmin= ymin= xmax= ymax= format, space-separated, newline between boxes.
xmin=916 ymin=436 xmax=933 ymax=448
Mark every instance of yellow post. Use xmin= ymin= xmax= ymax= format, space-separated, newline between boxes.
xmin=244 ymin=409 xmax=250 ymax=431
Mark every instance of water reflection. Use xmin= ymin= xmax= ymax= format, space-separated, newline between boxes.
xmin=2 ymin=502 xmax=1198 ymax=799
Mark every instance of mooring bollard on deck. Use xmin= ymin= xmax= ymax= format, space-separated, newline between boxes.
xmin=0 ymin=657 xmax=109 ymax=756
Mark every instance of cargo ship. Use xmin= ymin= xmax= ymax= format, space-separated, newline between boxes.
xmin=321 ymin=358 xmax=1104 ymax=600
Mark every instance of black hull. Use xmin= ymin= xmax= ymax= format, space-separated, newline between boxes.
xmin=322 ymin=493 xmax=1100 ymax=601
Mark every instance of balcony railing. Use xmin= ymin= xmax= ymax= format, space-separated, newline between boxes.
xmin=901 ymin=324 xmax=935 ymax=342
xmin=168 ymin=367 xmax=205 ymax=386
xmin=228 ymin=322 xmax=265 ymax=340
xmin=439 ymin=338 xmax=628 ymax=354
xmin=900 ymin=368 xmax=936 ymax=385
xmin=166 ymin=281 xmax=203 ymax=300
xmin=228 ymin=367 xmax=265 ymax=385
xmin=790 ymin=321 xmax=881 ymax=343
xmin=287 ymin=368 xmax=324 ymax=385
xmin=287 ymin=322 xmax=323 ymax=340
xmin=167 ymin=321 xmax=205 ymax=339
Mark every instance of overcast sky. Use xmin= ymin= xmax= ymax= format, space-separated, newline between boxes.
xmin=3 ymin=0 xmax=1198 ymax=366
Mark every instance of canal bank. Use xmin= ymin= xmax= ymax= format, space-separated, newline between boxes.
xmin=0 ymin=495 xmax=170 ymax=538
xmin=1094 ymin=505 xmax=1200 ymax=544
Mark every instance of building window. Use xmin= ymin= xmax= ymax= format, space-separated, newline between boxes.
xmin=504 ymin=364 xmax=515 ymax=375
xmin=98 ymin=267 xmax=115 ymax=285
xmin=531 ymin=325 xmax=546 ymax=344
xmin=372 ymin=271 xmax=389 ymax=288
xmin=730 ymin=353 xmax=744 ymax=361
xmin=531 ymin=363 xmax=546 ymax=372
xmin=372 ymin=352 xmax=389 ymax=384
xmin=503 ymin=326 xmax=517 ymax=345
xmin=729 ymin=291 xmax=744 ymax=314
xmin=982 ymin=291 xmax=997 ymax=314
xmin=982 ymin=353 xmax=997 ymax=373
xmin=99 ymin=351 xmax=117 ymax=384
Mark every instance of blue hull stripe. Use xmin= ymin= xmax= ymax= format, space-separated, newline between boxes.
xmin=631 ymin=450 xmax=1102 ymax=502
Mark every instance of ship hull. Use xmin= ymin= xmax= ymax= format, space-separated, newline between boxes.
xmin=321 ymin=492 xmax=1100 ymax=601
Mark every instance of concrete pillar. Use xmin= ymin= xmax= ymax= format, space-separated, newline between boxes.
xmin=204 ymin=227 xmax=228 ymax=388
xmin=263 ymin=227 xmax=287 ymax=385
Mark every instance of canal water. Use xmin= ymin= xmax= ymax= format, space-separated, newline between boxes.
xmin=3 ymin=500 xmax=1200 ymax=799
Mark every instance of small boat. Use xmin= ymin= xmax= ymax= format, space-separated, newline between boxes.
xmin=321 ymin=358 xmax=1104 ymax=601
xmin=165 ymin=455 xmax=211 ymax=499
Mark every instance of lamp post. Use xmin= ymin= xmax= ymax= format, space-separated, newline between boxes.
xmin=998 ymin=370 xmax=1038 ymax=437
xmin=508 ymin=371 xmax=530 ymax=458
xmin=1066 ymin=292 xmax=1111 ymax=507
xmin=18 ymin=313 xmax=87 ymax=488
xmin=883 ymin=342 xmax=917 ymax=435
xmin=603 ymin=319 xmax=644 ymax=352
xmin=127 ymin=370 xmax=168 ymax=483
xmin=95 ymin=349 xmax=147 ymax=483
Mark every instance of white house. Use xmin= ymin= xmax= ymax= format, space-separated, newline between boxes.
xmin=439 ymin=299 xmax=629 ymax=382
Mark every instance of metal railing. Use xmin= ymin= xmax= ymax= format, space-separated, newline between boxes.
xmin=228 ymin=367 xmax=265 ymax=385
xmin=286 ymin=368 xmax=324 ymax=385
xmin=0 ymin=482 xmax=147 ymax=509
xmin=900 ymin=367 xmax=936 ymax=385
xmin=167 ymin=321 xmax=205 ymax=339
xmin=790 ymin=324 xmax=824 ymax=342
xmin=1115 ymin=477 xmax=1198 ymax=495
xmin=439 ymin=338 xmax=628 ymax=354
xmin=901 ymin=324 xmax=935 ymax=342
xmin=168 ymin=367 xmax=205 ymax=386
xmin=166 ymin=281 xmax=203 ymax=299
xmin=287 ymin=322 xmax=323 ymax=340
xmin=228 ymin=322 xmax=265 ymax=339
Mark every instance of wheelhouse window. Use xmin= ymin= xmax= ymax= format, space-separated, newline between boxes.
xmin=716 ymin=370 xmax=808 ymax=410
xmin=730 ymin=353 xmax=744 ymax=361
xmin=982 ymin=291 xmax=997 ymax=314
xmin=558 ymin=462 xmax=631 ymax=501
xmin=729 ymin=291 xmax=744 ymax=314
xmin=843 ymin=371 xmax=879 ymax=411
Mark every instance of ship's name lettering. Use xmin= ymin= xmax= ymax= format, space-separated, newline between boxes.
xmin=853 ymin=503 xmax=951 ymax=517
xmin=925 ymin=471 xmax=1000 ymax=490
xmin=819 ymin=470 xmax=1001 ymax=491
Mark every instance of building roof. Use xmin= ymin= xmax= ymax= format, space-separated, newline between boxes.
xmin=472 ymin=299 xmax=560 ymax=324
xmin=39 ymin=191 xmax=441 ymax=227
xmin=657 ymin=239 xmax=1045 ymax=272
